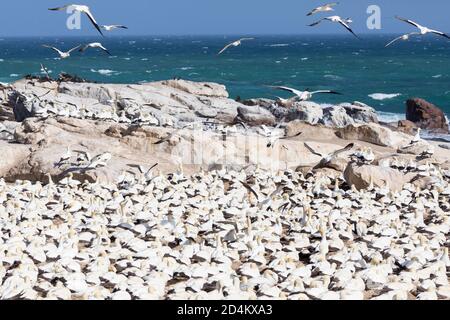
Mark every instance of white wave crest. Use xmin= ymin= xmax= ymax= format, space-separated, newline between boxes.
xmin=368 ymin=93 xmax=401 ymax=101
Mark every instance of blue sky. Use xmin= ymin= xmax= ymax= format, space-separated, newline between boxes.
xmin=1 ymin=1 xmax=450 ymax=36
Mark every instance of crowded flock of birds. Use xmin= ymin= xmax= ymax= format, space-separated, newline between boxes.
xmin=1 ymin=144 xmax=450 ymax=300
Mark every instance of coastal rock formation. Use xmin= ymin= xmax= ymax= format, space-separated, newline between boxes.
xmin=286 ymin=101 xmax=324 ymax=124
xmin=397 ymin=120 xmax=418 ymax=135
xmin=322 ymin=105 xmax=355 ymax=128
xmin=237 ymin=105 xmax=276 ymax=126
xmin=398 ymin=140 xmax=435 ymax=156
xmin=344 ymin=163 xmax=414 ymax=191
xmin=406 ymin=98 xmax=449 ymax=133
xmin=340 ymin=102 xmax=379 ymax=124
xmin=335 ymin=123 xmax=411 ymax=148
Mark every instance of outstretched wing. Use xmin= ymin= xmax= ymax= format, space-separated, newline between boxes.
xmin=304 ymin=142 xmax=324 ymax=158
xmin=48 ymin=5 xmax=72 ymax=11
xmin=270 ymin=86 xmax=303 ymax=97
xmin=42 ymin=45 xmax=63 ymax=56
xmin=311 ymin=90 xmax=342 ymax=95
xmin=338 ymin=20 xmax=360 ymax=39
xmin=83 ymin=9 xmax=104 ymax=36
xmin=308 ymin=18 xmax=325 ymax=27
xmin=67 ymin=45 xmax=81 ymax=53
xmin=239 ymin=37 xmax=255 ymax=42
xmin=329 ymin=143 xmax=355 ymax=157
xmin=395 ymin=16 xmax=421 ymax=29
xmin=385 ymin=35 xmax=406 ymax=47
xmin=218 ymin=42 xmax=234 ymax=55
xmin=239 ymin=181 xmax=260 ymax=200
xmin=429 ymin=29 xmax=450 ymax=39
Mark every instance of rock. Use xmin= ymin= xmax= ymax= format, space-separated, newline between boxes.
xmin=344 ymin=163 xmax=414 ymax=192
xmin=397 ymin=120 xmax=417 ymax=135
xmin=336 ymin=123 xmax=411 ymax=148
xmin=237 ymin=105 xmax=276 ymax=126
xmin=398 ymin=141 xmax=435 ymax=156
xmin=411 ymin=175 xmax=442 ymax=190
xmin=286 ymin=101 xmax=323 ymax=124
xmin=161 ymin=79 xmax=229 ymax=98
xmin=322 ymin=106 xmax=355 ymax=128
xmin=340 ymin=102 xmax=379 ymax=124
xmin=241 ymin=98 xmax=275 ymax=109
xmin=406 ymin=98 xmax=449 ymax=133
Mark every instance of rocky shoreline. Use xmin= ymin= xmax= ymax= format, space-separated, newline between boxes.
xmin=1 ymin=77 xmax=450 ymax=300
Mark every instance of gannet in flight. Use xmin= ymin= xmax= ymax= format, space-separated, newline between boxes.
xmin=385 ymin=32 xmax=420 ymax=47
xmin=79 ymin=43 xmax=111 ymax=55
xmin=42 ymin=44 xmax=81 ymax=59
xmin=218 ymin=38 xmax=255 ymax=55
xmin=271 ymin=86 xmax=341 ymax=101
xmin=309 ymin=16 xmax=360 ymax=39
xmin=307 ymin=3 xmax=339 ymax=16
xmin=101 ymin=25 xmax=128 ymax=31
xmin=49 ymin=4 xmax=104 ymax=36
xmin=304 ymin=142 xmax=354 ymax=169
xmin=395 ymin=16 xmax=450 ymax=40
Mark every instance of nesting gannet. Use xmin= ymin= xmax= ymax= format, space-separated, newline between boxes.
xmin=101 ymin=25 xmax=128 ymax=31
xmin=411 ymin=128 xmax=422 ymax=144
xmin=271 ymin=85 xmax=341 ymax=101
xmin=385 ymin=32 xmax=420 ymax=47
xmin=351 ymin=147 xmax=375 ymax=164
xmin=309 ymin=16 xmax=360 ymax=39
xmin=42 ymin=45 xmax=81 ymax=59
xmin=217 ymin=38 xmax=255 ymax=55
xmin=395 ymin=16 xmax=450 ymax=40
xmin=307 ymin=2 xmax=339 ymax=16
xmin=49 ymin=4 xmax=104 ymax=36
xmin=79 ymin=43 xmax=111 ymax=55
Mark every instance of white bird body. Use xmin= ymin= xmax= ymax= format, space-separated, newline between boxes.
xmin=385 ymin=32 xmax=420 ymax=47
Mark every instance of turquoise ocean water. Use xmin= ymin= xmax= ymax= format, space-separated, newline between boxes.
xmin=1 ymin=35 xmax=449 ymax=122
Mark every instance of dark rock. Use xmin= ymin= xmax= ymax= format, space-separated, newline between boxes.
xmin=406 ymin=98 xmax=448 ymax=133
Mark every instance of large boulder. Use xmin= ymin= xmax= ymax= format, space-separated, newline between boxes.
xmin=161 ymin=79 xmax=229 ymax=98
xmin=340 ymin=102 xmax=379 ymax=124
xmin=336 ymin=123 xmax=411 ymax=148
xmin=322 ymin=106 xmax=355 ymax=128
xmin=237 ymin=105 xmax=276 ymax=126
xmin=406 ymin=98 xmax=448 ymax=133
xmin=344 ymin=163 xmax=414 ymax=191
xmin=397 ymin=120 xmax=417 ymax=135
xmin=398 ymin=141 xmax=435 ymax=156
xmin=286 ymin=101 xmax=323 ymax=124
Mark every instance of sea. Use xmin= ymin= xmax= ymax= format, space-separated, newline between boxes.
xmin=0 ymin=34 xmax=449 ymax=128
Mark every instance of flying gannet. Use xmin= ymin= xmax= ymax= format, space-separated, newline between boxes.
xmin=271 ymin=85 xmax=342 ymax=101
xmin=218 ymin=38 xmax=255 ymax=55
xmin=307 ymin=3 xmax=339 ymax=16
xmin=309 ymin=16 xmax=360 ymax=39
xmin=42 ymin=45 xmax=81 ymax=59
xmin=49 ymin=4 xmax=104 ymax=36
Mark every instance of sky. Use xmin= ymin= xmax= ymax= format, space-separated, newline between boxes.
xmin=1 ymin=1 xmax=450 ymax=37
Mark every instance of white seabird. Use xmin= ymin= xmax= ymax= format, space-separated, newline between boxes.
xmin=385 ymin=32 xmax=420 ymax=47
xmin=42 ymin=45 xmax=81 ymax=59
xmin=395 ymin=16 xmax=450 ymax=40
xmin=101 ymin=25 xmax=128 ymax=31
xmin=307 ymin=2 xmax=339 ymax=16
xmin=218 ymin=38 xmax=255 ymax=55
xmin=49 ymin=4 xmax=104 ymax=36
xmin=79 ymin=43 xmax=111 ymax=55
xmin=270 ymin=85 xmax=341 ymax=101
xmin=309 ymin=16 xmax=360 ymax=39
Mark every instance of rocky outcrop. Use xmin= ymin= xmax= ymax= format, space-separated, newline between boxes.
xmin=237 ymin=105 xmax=276 ymax=126
xmin=398 ymin=141 xmax=435 ymax=156
xmin=340 ymin=102 xmax=379 ymax=124
xmin=406 ymin=98 xmax=449 ymax=133
xmin=322 ymin=105 xmax=355 ymax=128
xmin=286 ymin=101 xmax=324 ymax=124
xmin=335 ymin=123 xmax=411 ymax=148
xmin=344 ymin=163 xmax=415 ymax=192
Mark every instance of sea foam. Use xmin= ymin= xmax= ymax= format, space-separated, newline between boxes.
xmin=368 ymin=93 xmax=401 ymax=101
